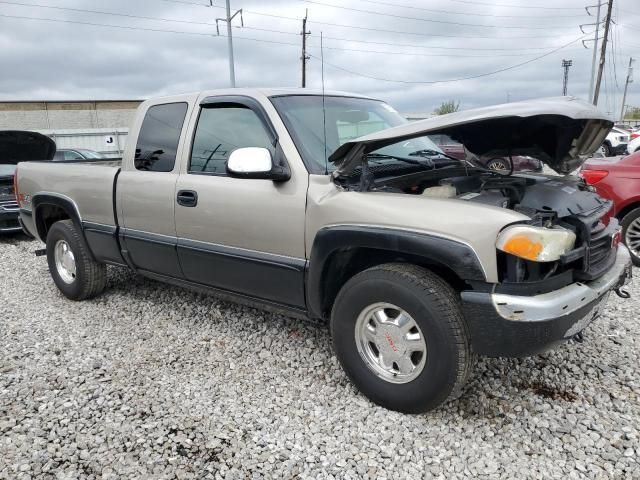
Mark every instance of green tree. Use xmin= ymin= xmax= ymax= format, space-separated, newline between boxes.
xmin=433 ymin=100 xmax=460 ymax=115
xmin=624 ymin=106 xmax=640 ymax=120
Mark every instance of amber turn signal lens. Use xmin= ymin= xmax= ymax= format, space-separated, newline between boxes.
xmin=500 ymin=234 xmax=543 ymax=261
xmin=496 ymin=225 xmax=576 ymax=262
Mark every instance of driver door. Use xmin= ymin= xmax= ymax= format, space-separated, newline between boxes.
xmin=174 ymin=96 xmax=308 ymax=308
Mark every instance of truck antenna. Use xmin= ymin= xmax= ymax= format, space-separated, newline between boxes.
xmin=321 ymin=31 xmax=328 ymax=175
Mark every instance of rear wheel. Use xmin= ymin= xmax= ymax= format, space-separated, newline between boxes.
xmin=330 ymin=263 xmax=475 ymax=413
xmin=621 ymin=207 xmax=640 ymax=266
xmin=603 ymin=142 xmax=613 ymax=156
xmin=46 ymin=220 xmax=107 ymax=300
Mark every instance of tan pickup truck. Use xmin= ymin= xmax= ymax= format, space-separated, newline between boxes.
xmin=15 ymin=89 xmax=632 ymax=412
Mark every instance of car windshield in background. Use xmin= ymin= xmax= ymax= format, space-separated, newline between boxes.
xmin=0 ymin=164 xmax=16 ymax=176
xmin=78 ymin=150 xmax=105 ymax=159
xmin=271 ymin=95 xmax=448 ymax=174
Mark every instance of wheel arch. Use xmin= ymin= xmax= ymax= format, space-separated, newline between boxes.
xmin=616 ymin=199 xmax=640 ymax=222
xmin=306 ymin=226 xmax=487 ymax=320
xmin=32 ymin=193 xmax=83 ymax=242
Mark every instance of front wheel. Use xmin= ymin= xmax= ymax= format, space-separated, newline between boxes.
xmin=621 ymin=207 xmax=640 ymax=266
xmin=486 ymin=158 xmax=510 ymax=171
xmin=46 ymin=220 xmax=107 ymax=300
xmin=330 ymin=263 xmax=475 ymax=413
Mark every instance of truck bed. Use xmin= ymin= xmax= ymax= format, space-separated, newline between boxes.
xmin=17 ymin=160 xmax=121 ymax=228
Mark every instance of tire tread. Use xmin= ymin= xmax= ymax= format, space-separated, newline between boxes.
xmin=47 ymin=220 xmax=107 ymax=300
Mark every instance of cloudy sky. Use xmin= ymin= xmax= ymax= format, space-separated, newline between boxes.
xmin=0 ymin=0 xmax=638 ymax=116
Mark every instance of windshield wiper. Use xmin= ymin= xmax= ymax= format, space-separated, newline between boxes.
xmin=365 ymin=153 xmax=434 ymax=168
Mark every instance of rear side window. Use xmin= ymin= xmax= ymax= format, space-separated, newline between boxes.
xmin=135 ymin=102 xmax=188 ymax=172
xmin=189 ymin=105 xmax=273 ymax=174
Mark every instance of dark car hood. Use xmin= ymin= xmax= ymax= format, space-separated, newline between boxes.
xmin=0 ymin=130 xmax=56 ymax=170
xmin=330 ymin=96 xmax=613 ymax=176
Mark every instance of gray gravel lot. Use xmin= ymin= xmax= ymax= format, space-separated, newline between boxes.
xmin=1 ymin=234 xmax=639 ymax=479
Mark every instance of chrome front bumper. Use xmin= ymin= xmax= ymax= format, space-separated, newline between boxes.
xmin=490 ymin=245 xmax=632 ymax=322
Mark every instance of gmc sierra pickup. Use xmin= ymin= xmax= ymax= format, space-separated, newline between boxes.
xmin=16 ymin=89 xmax=632 ymax=413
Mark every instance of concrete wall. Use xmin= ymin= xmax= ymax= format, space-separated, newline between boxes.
xmin=0 ymin=101 xmax=142 ymax=131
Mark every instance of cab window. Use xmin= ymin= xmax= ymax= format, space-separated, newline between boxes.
xmin=189 ymin=105 xmax=273 ymax=175
xmin=134 ymin=102 xmax=188 ymax=172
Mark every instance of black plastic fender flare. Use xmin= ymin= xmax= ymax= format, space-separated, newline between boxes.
xmin=31 ymin=193 xmax=83 ymax=242
xmin=305 ymin=225 xmax=487 ymax=319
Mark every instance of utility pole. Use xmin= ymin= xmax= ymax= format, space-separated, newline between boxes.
xmin=586 ymin=2 xmax=604 ymax=101
xmin=301 ymin=9 xmax=311 ymax=88
xmin=593 ymin=0 xmax=613 ymax=105
xmin=216 ymin=0 xmax=243 ymax=87
xmin=620 ymin=57 xmax=635 ymax=121
xmin=562 ymin=59 xmax=573 ymax=96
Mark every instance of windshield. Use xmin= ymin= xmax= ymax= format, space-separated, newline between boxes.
xmin=271 ymin=95 xmax=446 ymax=174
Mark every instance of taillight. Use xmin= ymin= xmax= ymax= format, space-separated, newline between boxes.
xmin=580 ymin=169 xmax=609 ymax=185
xmin=631 ymin=132 xmax=639 ymax=140
xmin=13 ymin=170 xmax=19 ymax=202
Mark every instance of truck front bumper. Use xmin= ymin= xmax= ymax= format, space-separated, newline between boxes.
xmin=461 ymin=245 xmax=633 ymax=357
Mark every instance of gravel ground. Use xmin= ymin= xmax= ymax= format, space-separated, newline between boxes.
xmin=1 ymin=234 xmax=639 ymax=480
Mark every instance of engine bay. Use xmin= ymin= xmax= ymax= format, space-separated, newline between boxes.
xmin=357 ymin=167 xmax=616 ymax=285
xmin=366 ymin=168 xmax=609 ymax=224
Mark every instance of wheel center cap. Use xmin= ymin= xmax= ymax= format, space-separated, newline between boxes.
xmin=376 ymin=325 xmax=405 ymax=359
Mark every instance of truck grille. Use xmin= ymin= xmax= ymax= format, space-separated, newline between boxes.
xmin=565 ymin=203 xmax=618 ymax=281
xmin=0 ymin=200 xmax=19 ymax=211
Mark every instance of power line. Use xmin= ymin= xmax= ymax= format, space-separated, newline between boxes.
xmin=0 ymin=12 xmax=579 ymax=59
xmin=353 ymin=0 xmax=587 ymax=18
xmin=0 ymin=0 xmax=584 ymax=49
xmin=309 ymin=34 xmax=587 ymax=84
xmin=0 ymin=12 xmax=299 ymax=45
xmin=310 ymin=43 xmax=581 ymax=58
xmin=152 ymin=0 xmax=591 ymax=39
xmin=0 ymin=3 xmax=587 ymax=57
xmin=0 ymin=0 xmax=218 ymax=26
xmin=313 ymin=35 xmax=568 ymax=51
xmin=447 ymin=0 xmax=584 ymax=10
xmin=302 ymin=0 xmax=576 ymax=29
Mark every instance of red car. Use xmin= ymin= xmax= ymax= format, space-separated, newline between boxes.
xmin=580 ymin=152 xmax=640 ymax=266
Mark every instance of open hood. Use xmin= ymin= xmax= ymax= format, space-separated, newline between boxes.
xmin=0 ymin=130 xmax=56 ymax=168
xmin=330 ymin=96 xmax=613 ymax=176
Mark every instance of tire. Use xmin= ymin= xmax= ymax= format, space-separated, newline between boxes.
xmin=603 ymin=142 xmax=613 ymax=156
xmin=330 ymin=263 xmax=475 ymax=413
xmin=46 ymin=220 xmax=107 ymax=300
xmin=620 ymin=207 xmax=640 ymax=267
xmin=486 ymin=158 xmax=510 ymax=171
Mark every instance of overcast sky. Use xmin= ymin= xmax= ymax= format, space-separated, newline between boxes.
xmin=0 ymin=0 xmax=638 ymax=116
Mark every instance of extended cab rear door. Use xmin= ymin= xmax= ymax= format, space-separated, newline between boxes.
xmin=173 ymin=94 xmax=308 ymax=308
xmin=117 ymin=98 xmax=195 ymax=278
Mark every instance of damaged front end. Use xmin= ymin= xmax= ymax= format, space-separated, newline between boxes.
xmin=327 ymin=96 xmax=625 ymax=291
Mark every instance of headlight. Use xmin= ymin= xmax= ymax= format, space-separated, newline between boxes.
xmin=496 ymin=225 xmax=576 ymax=262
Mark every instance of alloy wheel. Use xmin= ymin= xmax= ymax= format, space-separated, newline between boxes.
xmin=354 ymin=302 xmax=427 ymax=384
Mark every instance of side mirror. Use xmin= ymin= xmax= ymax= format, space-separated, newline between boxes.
xmin=226 ymin=147 xmax=290 ymax=181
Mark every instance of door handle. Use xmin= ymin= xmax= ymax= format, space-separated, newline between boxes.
xmin=177 ymin=190 xmax=198 ymax=207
